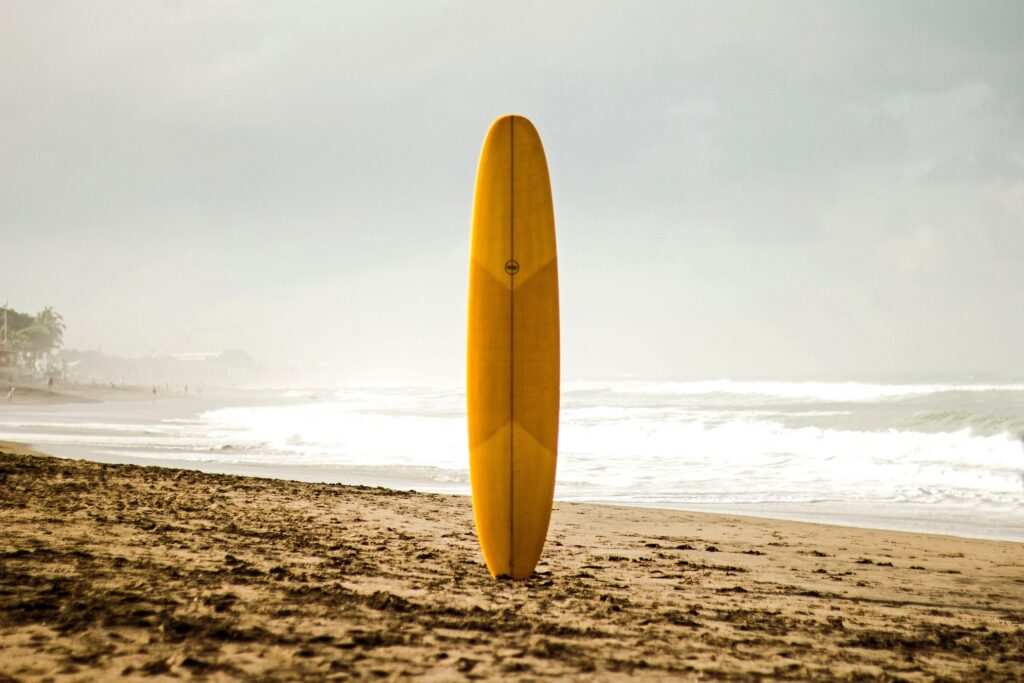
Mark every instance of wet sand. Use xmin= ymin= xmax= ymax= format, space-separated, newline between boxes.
xmin=2 ymin=383 xmax=184 ymax=405
xmin=1 ymin=444 xmax=1022 ymax=681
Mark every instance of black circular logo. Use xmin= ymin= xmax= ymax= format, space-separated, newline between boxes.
xmin=504 ymin=260 xmax=520 ymax=275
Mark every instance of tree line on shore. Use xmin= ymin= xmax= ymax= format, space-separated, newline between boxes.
xmin=2 ymin=306 xmax=65 ymax=360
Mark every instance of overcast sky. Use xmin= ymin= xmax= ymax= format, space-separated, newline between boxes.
xmin=2 ymin=1 xmax=1022 ymax=383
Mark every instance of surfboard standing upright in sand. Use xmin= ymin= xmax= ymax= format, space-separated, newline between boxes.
xmin=467 ymin=115 xmax=560 ymax=580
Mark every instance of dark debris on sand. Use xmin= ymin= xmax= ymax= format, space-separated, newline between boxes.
xmin=1 ymin=451 xmax=1023 ymax=681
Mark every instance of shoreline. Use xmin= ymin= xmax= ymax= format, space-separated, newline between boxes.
xmin=24 ymin=445 xmax=1024 ymax=544
xmin=4 ymin=382 xmax=1023 ymax=548
xmin=2 ymin=445 xmax=1022 ymax=680
xmin=1 ymin=381 xmax=190 ymax=405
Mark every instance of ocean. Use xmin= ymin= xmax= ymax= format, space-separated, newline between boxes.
xmin=2 ymin=380 xmax=1022 ymax=541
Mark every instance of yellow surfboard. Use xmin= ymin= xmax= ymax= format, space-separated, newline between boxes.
xmin=467 ymin=115 xmax=560 ymax=580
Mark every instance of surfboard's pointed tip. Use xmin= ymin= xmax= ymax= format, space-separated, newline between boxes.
xmin=488 ymin=113 xmax=537 ymax=131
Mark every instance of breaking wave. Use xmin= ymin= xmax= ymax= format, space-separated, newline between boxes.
xmin=2 ymin=379 xmax=1022 ymax=539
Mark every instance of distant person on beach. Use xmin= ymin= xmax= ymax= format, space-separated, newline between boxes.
xmin=6 ymin=385 xmax=12 ymax=402
xmin=47 ymin=376 xmax=53 ymax=394
xmin=152 ymin=386 xmax=157 ymax=402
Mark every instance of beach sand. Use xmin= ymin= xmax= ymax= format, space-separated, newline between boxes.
xmin=1 ymin=443 xmax=1022 ymax=681
xmin=2 ymin=383 xmax=184 ymax=405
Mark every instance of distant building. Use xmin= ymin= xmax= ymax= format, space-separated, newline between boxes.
xmin=59 ymin=348 xmax=260 ymax=387
xmin=170 ymin=351 xmax=222 ymax=363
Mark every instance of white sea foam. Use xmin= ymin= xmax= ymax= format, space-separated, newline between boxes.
xmin=2 ymin=380 xmax=1022 ymax=539
xmin=567 ymin=379 xmax=1024 ymax=402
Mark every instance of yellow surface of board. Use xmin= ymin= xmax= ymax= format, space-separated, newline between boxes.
xmin=467 ymin=115 xmax=559 ymax=580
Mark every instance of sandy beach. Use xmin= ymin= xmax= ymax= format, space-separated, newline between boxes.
xmin=1 ymin=443 xmax=1022 ymax=681
xmin=2 ymin=383 xmax=183 ymax=406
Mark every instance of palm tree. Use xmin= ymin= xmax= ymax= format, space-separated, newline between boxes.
xmin=10 ymin=307 xmax=65 ymax=367
xmin=36 ymin=306 xmax=65 ymax=350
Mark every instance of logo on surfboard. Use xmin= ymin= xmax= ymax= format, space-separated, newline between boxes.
xmin=504 ymin=260 xmax=520 ymax=275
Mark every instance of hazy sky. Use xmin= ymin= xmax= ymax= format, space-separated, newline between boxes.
xmin=2 ymin=1 xmax=1022 ymax=383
